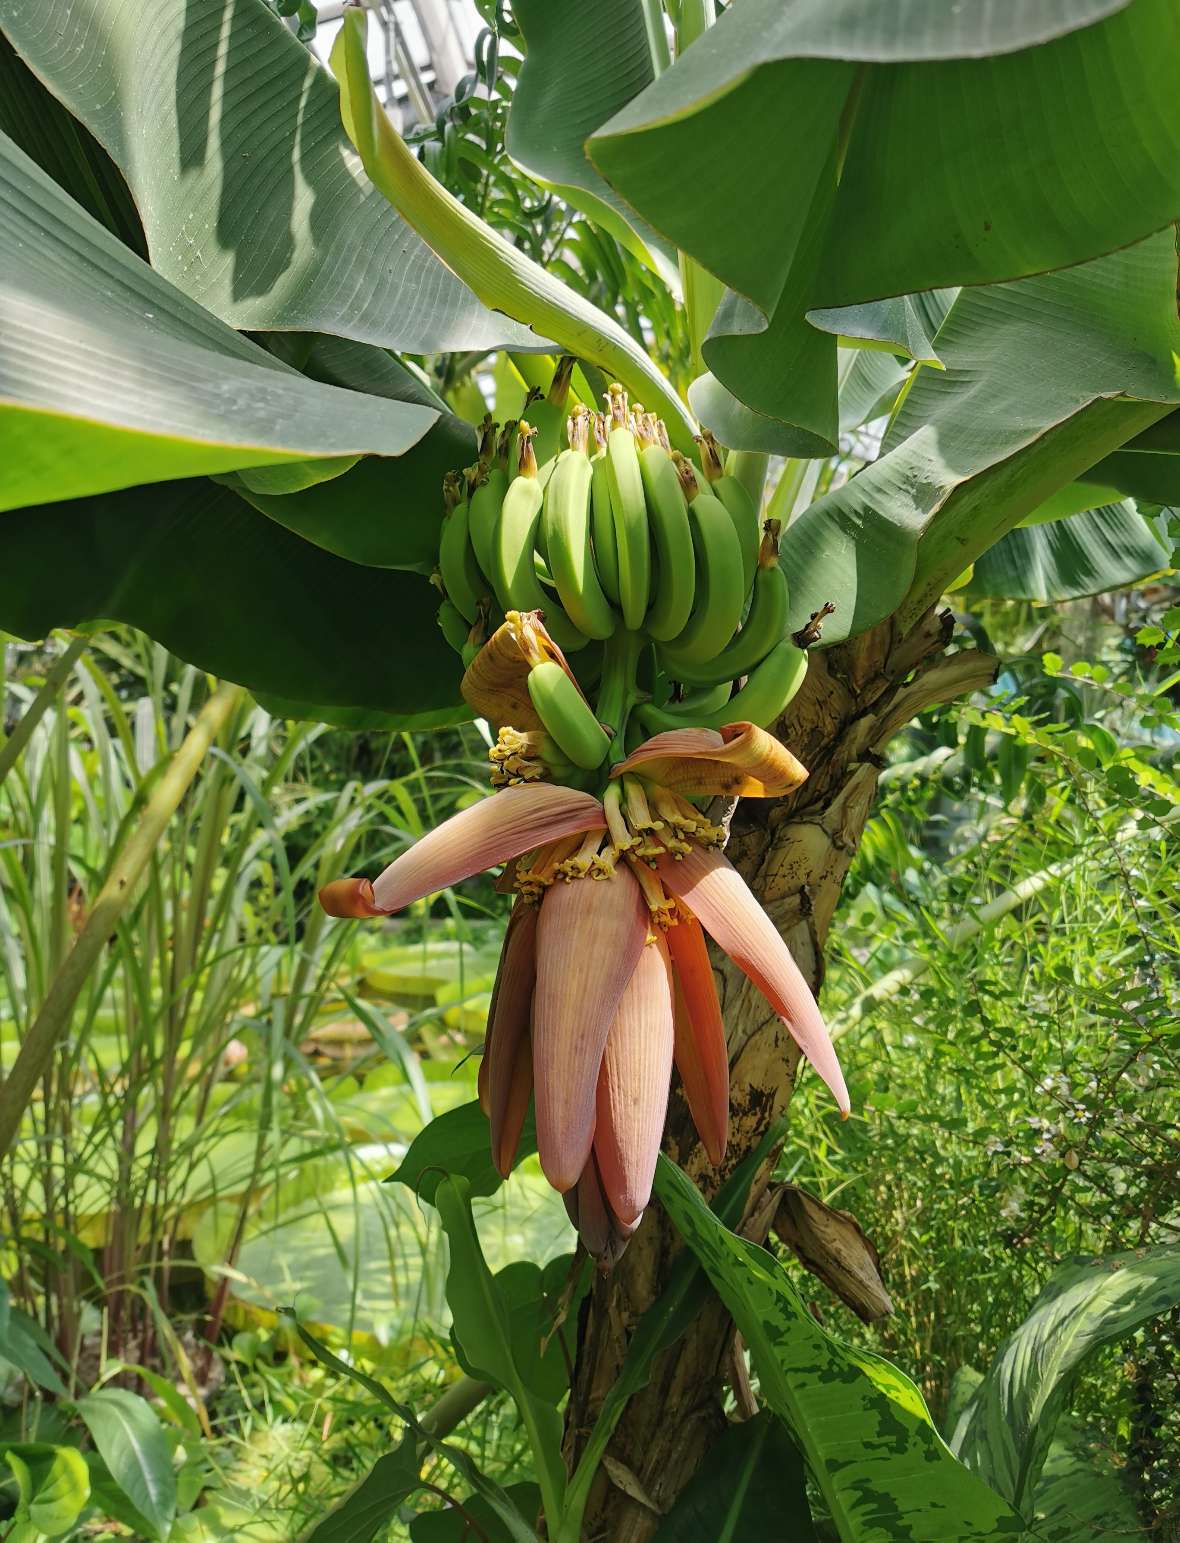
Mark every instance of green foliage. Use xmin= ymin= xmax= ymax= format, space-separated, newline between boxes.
xmin=651 ymin=1412 xmax=815 ymax=1542
xmin=589 ymin=0 xmax=1180 ymax=448
xmin=950 ymin=1246 xmax=1180 ymax=1512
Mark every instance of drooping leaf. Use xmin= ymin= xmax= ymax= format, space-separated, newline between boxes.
xmin=0 ymin=29 xmax=142 ymax=251
xmin=451 ymin=1257 xmax=582 ymax=1408
xmin=1083 ymin=450 xmax=1180 ymax=506
xmin=390 ymin=1101 xmax=537 ymax=1204
xmin=508 ymin=0 xmax=674 ymax=279
xmin=0 ymin=0 xmax=537 ymax=352
xmin=0 ymin=129 xmax=445 ymax=512
xmin=329 ymin=7 xmax=696 ymax=450
xmin=781 ymin=233 xmax=1180 ymax=645
xmin=949 ymin=1243 xmax=1180 ymax=1513
xmin=304 ymin=1432 xmax=421 ymax=1543
xmin=1031 ymin=1417 xmax=1144 ymax=1543
xmin=409 ymin=1483 xmax=542 ymax=1542
xmin=431 ymin=1177 xmax=566 ymax=1525
xmin=0 ymin=481 xmax=466 ymax=724
xmin=74 ymin=1389 xmax=176 ymax=1541
xmin=3 ymin=1445 xmax=91 ymax=1538
xmin=970 ymin=502 xmax=1171 ymax=602
xmin=655 ymin=1156 xmax=1033 ymax=1541
xmin=651 ymin=1411 xmax=816 ymax=1542
xmin=589 ymin=0 xmax=1180 ymax=443
xmin=0 ymin=1281 xmax=67 ymax=1395
xmin=226 ymin=414 xmax=475 ymax=572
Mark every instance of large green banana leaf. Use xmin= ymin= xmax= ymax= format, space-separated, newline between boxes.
xmin=949 ymin=1244 xmax=1180 ymax=1514
xmin=508 ymin=0 xmax=674 ymax=281
xmin=0 ymin=30 xmax=142 ymax=252
xmin=781 ymin=232 xmax=1180 ymax=644
xmin=0 ymin=0 xmax=537 ymax=352
xmin=0 ymin=128 xmax=453 ymax=513
xmin=654 ymin=1158 xmax=1033 ymax=1541
xmin=589 ymin=0 xmax=1180 ymax=447
xmin=970 ymin=502 xmax=1171 ymax=602
xmin=0 ymin=482 xmax=464 ymax=726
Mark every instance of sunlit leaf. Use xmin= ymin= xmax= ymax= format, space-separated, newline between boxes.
xmin=0 ymin=0 xmax=538 ymax=351
xmin=655 ymin=1156 xmax=1034 ymax=1540
xmin=590 ymin=0 xmax=1180 ymax=444
xmin=950 ymin=1243 xmax=1180 ymax=1512
xmin=970 ymin=502 xmax=1171 ymax=602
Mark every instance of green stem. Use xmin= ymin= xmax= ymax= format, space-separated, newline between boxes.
xmin=672 ymin=0 xmax=714 ymax=51
xmin=331 ymin=11 xmax=696 ymax=450
xmin=595 ymin=630 xmax=644 ymax=759
xmin=0 ymin=682 xmax=244 ymax=1160
xmin=726 ymin=450 xmax=769 ymax=510
xmin=766 ymin=457 xmax=820 ymax=527
xmin=640 ymin=0 xmax=671 ymax=74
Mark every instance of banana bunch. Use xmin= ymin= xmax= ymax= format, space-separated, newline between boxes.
xmin=435 ymin=362 xmax=821 ymax=737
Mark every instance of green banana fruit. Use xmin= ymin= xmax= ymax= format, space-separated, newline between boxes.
xmin=659 ymin=456 xmax=745 ymax=667
xmin=590 ymin=417 xmax=622 ymax=606
xmin=638 ymin=424 xmax=695 ymax=642
xmin=678 ymin=679 xmax=734 ymax=714
xmin=542 ymin=411 xmax=618 ymax=640
xmin=438 ymin=472 xmax=487 ymax=623
xmin=437 ymin=597 xmax=469 ymax=656
xmin=698 ymin=431 xmax=760 ymax=594
xmin=604 ymin=384 xmax=651 ymax=631
xmin=641 ymin=634 xmax=808 ymax=734
xmin=469 ymin=421 xmax=506 ymax=578
xmin=527 ymin=356 xmax=576 ymax=468
xmin=492 ymin=426 xmax=588 ymax=653
xmin=658 ymin=519 xmax=788 ymax=687
xmin=526 ymin=659 xmax=611 ymax=769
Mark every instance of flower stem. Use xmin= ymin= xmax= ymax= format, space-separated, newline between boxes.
xmin=596 ymin=630 xmax=644 ymax=763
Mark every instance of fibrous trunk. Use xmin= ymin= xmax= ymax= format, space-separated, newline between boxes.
xmin=566 ymin=609 xmax=996 ymax=1540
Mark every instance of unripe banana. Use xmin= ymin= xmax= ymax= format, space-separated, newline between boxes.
xmin=604 ymin=385 xmax=650 ymax=630
xmin=678 ymin=679 xmax=734 ymax=714
xmin=437 ymin=598 xmax=469 ymax=656
xmin=469 ymin=422 xmax=507 ymax=579
xmin=527 ymin=660 xmax=611 ymax=769
xmin=528 ymin=356 xmax=576 ymax=468
xmin=658 ymin=520 xmax=788 ymax=688
xmin=638 ymin=431 xmax=695 ymax=642
xmin=493 ymin=426 xmax=588 ymax=653
xmin=542 ymin=411 xmax=618 ymax=641
xmin=659 ymin=456 xmax=744 ymax=667
xmin=641 ymin=635 xmax=808 ymax=734
xmin=438 ymin=472 xmax=487 ymax=623
xmin=698 ymin=431 xmax=759 ymax=594
xmin=589 ymin=416 xmax=622 ymax=605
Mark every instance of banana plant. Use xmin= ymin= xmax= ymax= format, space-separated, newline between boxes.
xmin=2 ymin=0 xmax=1178 ymax=1537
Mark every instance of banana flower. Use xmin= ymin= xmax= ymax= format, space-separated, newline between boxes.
xmin=320 ymin=721 xmax=848 ymax=1265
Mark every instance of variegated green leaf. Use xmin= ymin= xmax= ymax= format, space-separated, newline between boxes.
xmin=655 ymin=1158 xmax=1034 ymax=1541
xmin=950 ymin=1244 xmax=1180 ymax=1513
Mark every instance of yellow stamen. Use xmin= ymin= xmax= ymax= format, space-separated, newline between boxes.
xmin=603 ymin=781 xmax=636 ymax=853
xmin=557 ymin=829 xmax=606 ymax=881
xmin=626 ymin=857 xmax=677 ymax=928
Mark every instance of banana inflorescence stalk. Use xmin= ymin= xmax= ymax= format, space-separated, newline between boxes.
xmin=434 ymin=359 xmax=831 ymax=756
xmin=417 ymin=359 xmax=841 ymax=1264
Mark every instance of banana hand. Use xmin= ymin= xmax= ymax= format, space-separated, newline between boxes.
xmin=658 ymin=455 xmax=744 ymax=668
xmin=542 ymin=410 xmax=618 ymax=641
xmin=658 ymin=519 xmax=788 ymax=688
xmin=604 ymin=384 xmax=651 ymax=630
